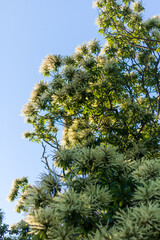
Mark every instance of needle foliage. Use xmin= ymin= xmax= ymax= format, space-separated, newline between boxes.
xmin=9 ymin=0 xmax=160 ymax=239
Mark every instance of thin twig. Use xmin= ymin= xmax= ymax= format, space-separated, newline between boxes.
xmin=41 ymin=141 xmax=54 ymax=173
xmin=41 ymin=142 xmax=64 ymax=178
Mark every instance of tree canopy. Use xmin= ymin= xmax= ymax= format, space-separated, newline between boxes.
xmin=0 ymin=209 xmax=10 ymax=240
xmin=22 ymin=0 xmax=160 ymax=157
xmin=9 ymin=0 xmax=160 ymax=239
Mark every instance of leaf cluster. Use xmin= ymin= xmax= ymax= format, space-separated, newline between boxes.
xmin=9 ymin=0 xmax=160 ymax=239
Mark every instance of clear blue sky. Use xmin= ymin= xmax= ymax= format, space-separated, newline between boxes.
xmin=0 ymin=0 xmax=159 ymax=226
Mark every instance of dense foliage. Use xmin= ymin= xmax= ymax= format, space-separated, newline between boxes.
xmin=0 ymin=210 xmax=31 ymax=240
xmin=22 ymin=0 xmax=160 ymax=157
xmin=9 ymin=0 xmax=160 ymax=239
xmin=0 ymin=209 xmax=10 ymax=240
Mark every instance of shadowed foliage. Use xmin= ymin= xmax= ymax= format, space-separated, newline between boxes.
xmin=8 ymin=0 xmax=160 ymax=239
